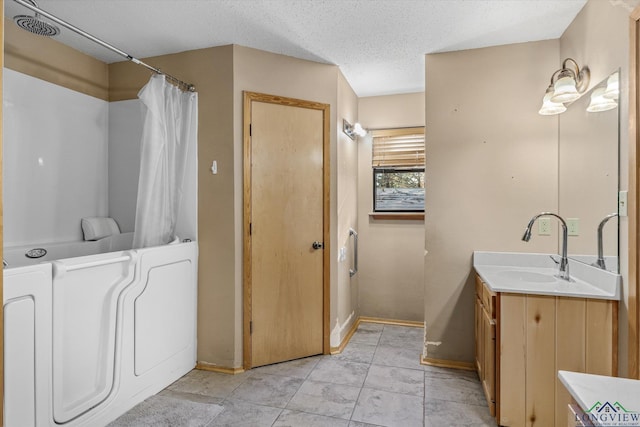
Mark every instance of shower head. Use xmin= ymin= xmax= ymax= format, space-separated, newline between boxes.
xmin=13 ymin=0 xmax=60 ymax=37
xmin=14 ymin=15 xmax=60 ymax=36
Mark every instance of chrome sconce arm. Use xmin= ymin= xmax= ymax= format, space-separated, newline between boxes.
xmin=555 ymin=58 xmax=591 ymax=96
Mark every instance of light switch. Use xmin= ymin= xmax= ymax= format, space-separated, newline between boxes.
xmin=338 ymin=247 xmax=347 ymax=262
xmin=211 ymin=160 xmax=218 ymax=174
xmin=567 ymin=218 xmax=579 ymax=236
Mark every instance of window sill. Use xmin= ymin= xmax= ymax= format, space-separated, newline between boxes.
xmin=369 ymin=212 xmax=425 ymax=221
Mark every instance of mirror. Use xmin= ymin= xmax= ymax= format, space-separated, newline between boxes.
xmin=559 ymin=70 xmax=620 ymax=272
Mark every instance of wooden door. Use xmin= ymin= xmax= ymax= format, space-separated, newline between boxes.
xmin=1 ymin=1 xmax=5 ymax=423
xmin=243 ymin=92 xmax=329 ymax=368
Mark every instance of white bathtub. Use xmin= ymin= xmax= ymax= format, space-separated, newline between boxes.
xmin=3 ymin=238 xmax=198 ymax=427
xmin=3 ymin=232 xmax=135 ymax=268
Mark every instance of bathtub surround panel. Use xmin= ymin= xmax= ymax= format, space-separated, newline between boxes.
xmin=5 ymin=27 xmax=198 ymax=247
xmin=3 ymin=68 xmax=109 ymax=247
xmin=4 ymin=17 xmax=109 ymax=100
xmin=424 ymin=40 xmax=560 ymax=364
xmin=108 ymin=100 xmax=143 ymax=233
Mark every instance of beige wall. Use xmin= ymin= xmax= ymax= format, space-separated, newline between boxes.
xmin=109 ymin=46 xmax=238 ymax=367
xmin=424 ymin=40 xmax=560 ymax=363
xmin=233 ymin=46 xmax=359 ymax=360
xmin=9 ymin=36 xmax=359 ymax=369
xmin=4 ymin=17 xmax=108 ymax=100
xmin=560 ymin=0 xmax=631 ymax=376
xmin=357 ymin=93 xmax=425 ymax=321
xmin=113 ymin=45 xmax=357 ymax=367
xmin=335 ymin=72 xmax=360 ymax=344
xmin=1 ymin=1 xmax=5 ymax=421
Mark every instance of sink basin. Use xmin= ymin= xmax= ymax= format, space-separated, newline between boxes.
xmin=473 ymin=252 xmax=621 ymax=299
xmin=496 ymin=270 xmax=557 ymax=283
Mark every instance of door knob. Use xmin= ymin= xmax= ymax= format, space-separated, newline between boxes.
xmin=312 ymin=241 xmax=324 ymax=250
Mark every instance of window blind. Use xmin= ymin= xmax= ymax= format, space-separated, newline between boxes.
xmin=371 ymin=127 xmax=425 ymax=168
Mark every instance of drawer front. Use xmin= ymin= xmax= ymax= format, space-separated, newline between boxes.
xmin=475 ymin=297 xmax=484 ymax=378
xmin=481 ymin=282 xmax=496 ymax=319
xmin=475 ymin=275 xmax=483 ymax=298
xmin=568 ymin=403 xmax=594 ymax=427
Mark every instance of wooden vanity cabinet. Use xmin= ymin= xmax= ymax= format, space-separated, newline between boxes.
xmin=567 ymin=401 xmax=593 ymax=427
xmin=475 ymin=275 xmax=496 ymax=416
xmin=474 ymin=273 xmax=617 ymax=427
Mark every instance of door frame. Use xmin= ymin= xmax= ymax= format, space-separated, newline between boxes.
xmin=1 ymin=0 xmax=5 ymax=420
xmin=242 ymin=91 xmax=331 ymax=369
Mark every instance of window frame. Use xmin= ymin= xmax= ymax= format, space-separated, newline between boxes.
xmin=370 ymin=127 xmax=425 ymax=215
xmin=372 ymin=166 xmax=425 ymax=213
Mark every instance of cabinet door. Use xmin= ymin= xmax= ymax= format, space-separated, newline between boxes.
xmin=482 ymin=306 xmax=496 ymax=416
xmin=475 ymin=296 xmax=484 ymax=377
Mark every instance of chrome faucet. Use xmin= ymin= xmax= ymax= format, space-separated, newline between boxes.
xmin=593 ymin=213 xmax=618 ymax=270
xmin=3 ymin=259 xmax=7 ymax=269
xmin=522 ymin=212 xmax=570 ymax=281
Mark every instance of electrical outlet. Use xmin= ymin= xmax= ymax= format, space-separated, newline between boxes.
xmin=620 ymin=190 xmax=628 ymax=217
xmin=538 ymin=218 xmax=551 ymax=235
xmin=567 ymin=218 xmax=579 ymax=236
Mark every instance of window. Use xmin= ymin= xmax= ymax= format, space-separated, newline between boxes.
xmin=371 ymin=127 xmax=425 ymax=213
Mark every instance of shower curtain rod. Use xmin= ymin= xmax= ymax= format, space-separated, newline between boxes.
xmin=13 ymin=0 xmax=196 ymax=92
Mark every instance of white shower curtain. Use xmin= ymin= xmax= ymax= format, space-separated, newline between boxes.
xmin=133 ymin=74 xmax=198 ymax=248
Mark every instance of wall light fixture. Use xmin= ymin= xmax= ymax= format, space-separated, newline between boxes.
xmin=538 ymin=85 xmax=567 ymax=115
xmin=603 ymin=72 xmax=619 ymax=100
xmin=538 ymin=58 xmax=590 ymax=115
xmin=343 ymin=119 xmax=367 ymax=140
xmin=586 ymin=87 xmax=618 ymax=113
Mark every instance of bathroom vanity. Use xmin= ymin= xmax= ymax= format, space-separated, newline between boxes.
xmin=474 ymin=252 xmax=620 ymax=427
xmin=558 ymin=370 xmax=640 ymax=427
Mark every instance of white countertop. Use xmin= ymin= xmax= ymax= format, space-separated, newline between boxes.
xmin=473 ymin=252 xmax=620 ymax=300
xmin=559 ymin=370 xmax=640 ymax=426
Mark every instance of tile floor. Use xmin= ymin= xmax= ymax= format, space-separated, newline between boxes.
xmin=109 ymin=322 xmax=496 ymax=426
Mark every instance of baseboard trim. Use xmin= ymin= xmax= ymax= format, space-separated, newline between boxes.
xmin=421 ymin=356 xmax=476 ymax=371
xmin=200 ymin=316 xmax=426 ymax=371
xmin=359 ymin=316 xmax=424 ymax=328
xmin=196 ymin=361 xmax=245 ymax=375
xmin=330 ymin=317 xmax=360 ymax=355
xmin=330 ymin=316 xmax=424 ymax=355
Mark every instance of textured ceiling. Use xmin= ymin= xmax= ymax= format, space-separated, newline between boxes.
xmin=5 ymin=0 xmax=587 ymax=97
